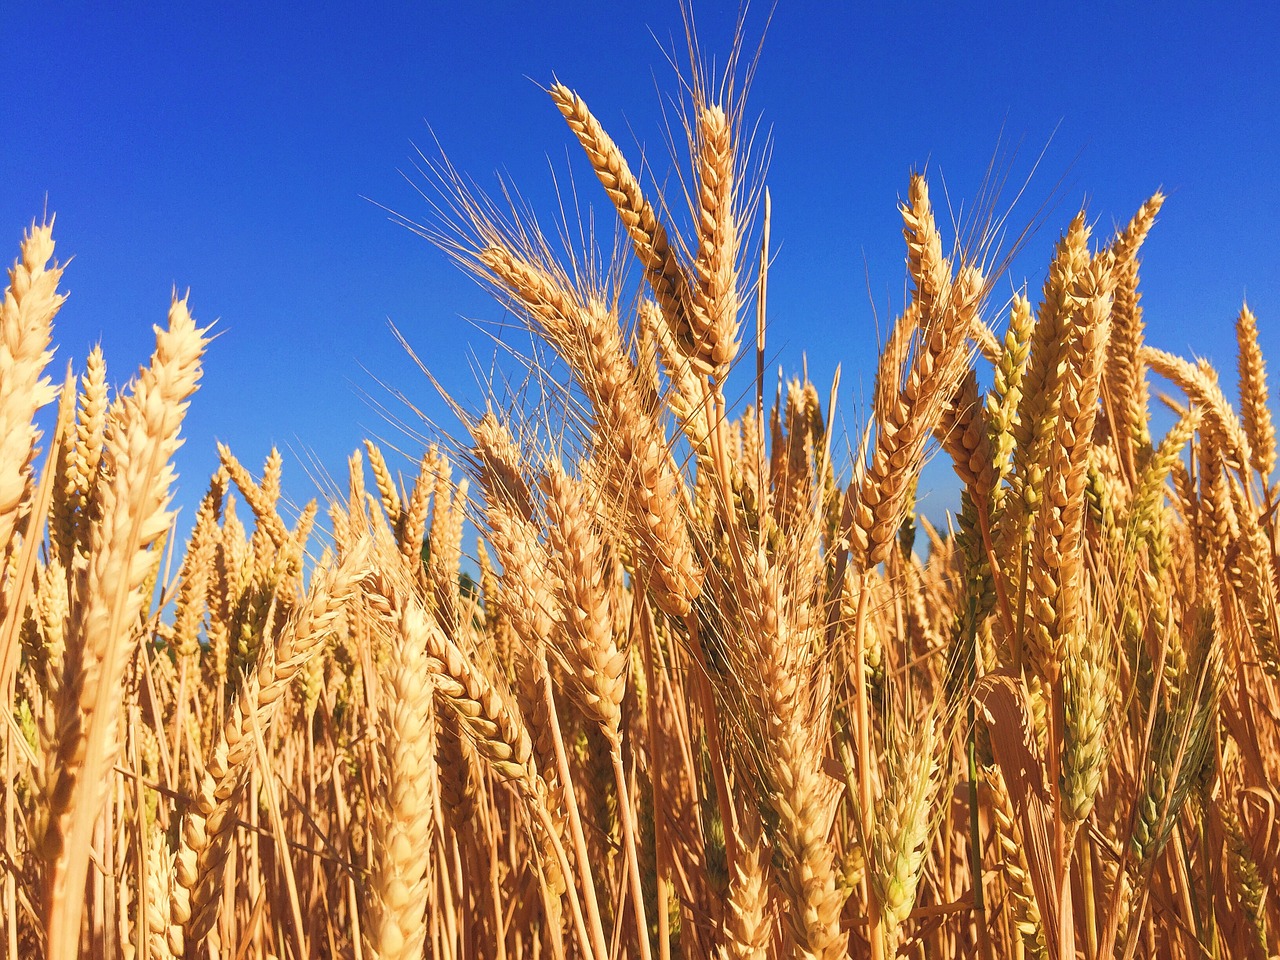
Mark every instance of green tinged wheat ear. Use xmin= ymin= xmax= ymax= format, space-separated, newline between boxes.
xmin=986 ymin=295 xmax=1034 ymax=515
xmin=1219 ymin=798 xmax=1270 ymax=956
xmin=1059 ymin=625 xmax=1113 ymax=823
xmin=870 ymin=715 xmax=941 ymax=939
xmin=1129 ymin=610 xmax=1221 ymax=868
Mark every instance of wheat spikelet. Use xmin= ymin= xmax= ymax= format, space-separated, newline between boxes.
xmin=399 ymin=446 xmax=438 ymax=569
xmin=1220 ymin=798 xmax=1270 ymax=956
xmin=171 ymin=473 xmax=224 ymax=663
xmin=998 ymin=214 xmax=1091 ymax=576
xmin=769 ymin=712 xmax=845 ymax=960
xmin=1060 ymin=625 xmax=1113 ymax=823
xmin=1129 ymin=611 xmax=1221 ymax=868
xmin=986 ymin=294 xmax=1034 ymax=515
xmin=938 ymin=367 xmax=997 ymax=506
xmin=33 ymin=556 xmax=70 ymax=681
xmin=1025 ymin=251 xmax=1116 ymax=683
xmin=983 ymin=766 xmax=1048 ymax=958
xmin=218 ymin=442 xmax=291 ymax=551
xmin=364 ymin=439 xmax=404 ymax=530
xmin=852 ymin=249 xmax=982 ymax=568
xmin=426 ymin=454 xmax=467 ymax=632
xmin=900 ymin=174 xmax=952 ymax=323
xmin=143 ymin=829 xmax=179 ymax=960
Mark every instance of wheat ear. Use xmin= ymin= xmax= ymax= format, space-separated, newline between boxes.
xmin=689 ymin=103 xmax=741 ymax=380
xmin=549 ymin=82 xmax=693 ymax=353
xmin=363 ymin=598 xmax=438 ymax=960
xmin=40 ymin=296 xmax=206 ymax=960
xmin=1102 ymin=193 xmax=1163 ymax=480
xmin=1235 ymin=303 xmax=1275 ymax=484
xmin=0 ymin=221 xmax=63 ymax=565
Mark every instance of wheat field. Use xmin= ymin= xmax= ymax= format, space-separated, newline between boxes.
xmin=2 ymin=39 xmax=1278 ymax=960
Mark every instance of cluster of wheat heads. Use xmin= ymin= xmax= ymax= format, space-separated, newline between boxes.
xmin=3 ymin=58 xmax=1280 ymax=960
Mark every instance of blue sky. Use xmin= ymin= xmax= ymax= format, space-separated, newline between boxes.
xmin=5 ymin=2 xmax=1278 ymax=529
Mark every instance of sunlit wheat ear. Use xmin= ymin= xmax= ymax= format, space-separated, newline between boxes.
xmin=0 ymin=221 xmax=63 ymax=562
xmin=689 ymin=102 xmax=742 ymax=381
xmin=41 ymin=294 xmax=207 ymax=960
xmin=848 ymin=175 xmax=984 ymax=570
xmin=363 ymin=599 xmax=437 ymax=960
xmin=1144 ymin=346 xmax=1253 ymax=476
xmin=1103 ymin=192 xmax=1163 ymax=480
xmin=543 ymin=460 xmax=625 ymax=738
xmin=549 ymin=82 xmax=693 ymax=352
xmin=1235 ymin=303 xmax=1275 ymax=483
xmin=986 ymin=294 xmax=1033 ymax=508
xmin=171 ymin=473 xmax=224 ymax=664
xmin=50 ymin=343 xmax=108 ymax=565
xmin=1025 ymin=250 xmax=1116 ymax=684
xmin=997 ymin=215 xmax=1090 ymax=567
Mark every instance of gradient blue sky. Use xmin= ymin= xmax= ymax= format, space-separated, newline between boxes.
xmin=5 ymin=2 xmax=1278 ymax=528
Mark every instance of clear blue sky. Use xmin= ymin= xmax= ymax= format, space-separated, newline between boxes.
xmin=5 ymin=2 xmax=1278 ymax=528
